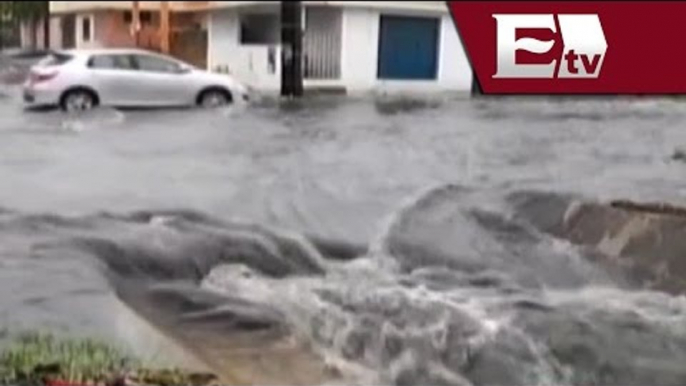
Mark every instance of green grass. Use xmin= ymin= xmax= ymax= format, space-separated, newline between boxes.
xmin=0 ymin=331 xmax=137 ymax=385
xmin=0 ymin=331 xmax=218 ymax=385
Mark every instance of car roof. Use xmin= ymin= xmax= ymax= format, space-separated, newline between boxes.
xmin=58 ymin=48 xmax=164 ymax=57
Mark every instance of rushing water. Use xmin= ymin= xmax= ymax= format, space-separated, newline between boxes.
xmin=1 ymin=76 xmax=686 ymax=385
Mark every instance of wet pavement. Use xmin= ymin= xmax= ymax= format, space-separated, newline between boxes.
xmin=1 ymin=74 xmax=686 ymax=385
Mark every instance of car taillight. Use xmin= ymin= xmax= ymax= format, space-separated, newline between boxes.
xmin=30 ymin=71 xmax=58 ymax=83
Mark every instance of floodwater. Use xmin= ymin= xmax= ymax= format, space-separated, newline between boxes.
xmin=1 ymin=69 xmax=686 ymax=385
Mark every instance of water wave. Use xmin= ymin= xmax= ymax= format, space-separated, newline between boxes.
xmin=1 ymin=185 xmax=686 ymax=385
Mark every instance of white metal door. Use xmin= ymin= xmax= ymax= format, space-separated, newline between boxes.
xmin=303 ymin=7 xmax=342 ymax=80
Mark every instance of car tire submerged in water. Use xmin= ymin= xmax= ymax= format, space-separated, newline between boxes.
xmin=198 ymin=88 xmax=233 ymax=109
xmin=60 ymin=89 xmax=98 ymax=113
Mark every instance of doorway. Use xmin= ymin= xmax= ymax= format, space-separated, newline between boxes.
xmin=377 ymin=15 xmax=440 ymax=80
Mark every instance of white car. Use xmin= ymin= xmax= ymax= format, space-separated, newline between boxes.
xmin=22 ymin=48 xmax=250 ymax=112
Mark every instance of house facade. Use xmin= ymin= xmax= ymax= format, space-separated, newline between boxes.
xmin=207 ymin=1 xmax=472 ymax=94
xmin=46 ymin=1 xmax=209 ymax=66
xmin=42 ymin=1 xmax=472 ymax=95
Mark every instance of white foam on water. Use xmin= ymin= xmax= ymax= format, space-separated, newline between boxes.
xmin=546 ymin=286 xmax=686 ymax=328
xmin=59 ymin=108 xmax=126 ymax=132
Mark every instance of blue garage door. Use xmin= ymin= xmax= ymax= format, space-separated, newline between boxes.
xmin=378 ymin=15 xmax=440 ymax=80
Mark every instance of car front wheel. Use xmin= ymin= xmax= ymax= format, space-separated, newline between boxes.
xmin=60 ymin=89 xmax=97 ymax=113
xmin=198 ymin=89 xmax=232 ymax=109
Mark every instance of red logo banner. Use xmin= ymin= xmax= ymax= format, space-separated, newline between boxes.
xmin=448 ymin=1 xmax=686 ymax=94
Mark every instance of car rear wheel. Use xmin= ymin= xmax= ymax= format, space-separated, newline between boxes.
xmin=60 ymin=89 xmax=97 ymax=113
xmin=198 ymin=89 xmax=232 ymax=109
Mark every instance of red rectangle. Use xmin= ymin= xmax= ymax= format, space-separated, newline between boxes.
xmin=448 ymin=1 xmax=686 ymax=94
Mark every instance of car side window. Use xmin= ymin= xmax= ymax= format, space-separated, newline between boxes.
xmin=132 ymin=55 xmax=181 ymax=73
xmin=88 ymin=55 xmax=134 ymax=70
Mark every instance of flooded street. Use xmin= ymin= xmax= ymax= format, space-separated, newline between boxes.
xmin=1 ymin=94 xmax=686 ymax=240
xmin=1 ymin=81 xmax=686 ymax=385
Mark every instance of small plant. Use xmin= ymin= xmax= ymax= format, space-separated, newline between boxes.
xmin=0 ymin=331 xmax=136 ymax=385
xmin=0 ymin=332 xmax=218 ymax=386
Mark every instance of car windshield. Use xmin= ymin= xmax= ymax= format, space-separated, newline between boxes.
xmin=35 ymin=52 xmax=74 ymax=67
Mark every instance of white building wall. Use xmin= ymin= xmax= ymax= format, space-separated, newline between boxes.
xmin=208 ymin=9 xmax=281 ymax=93
xmin=340 ymin=8 xmax=472 ymax=94
xmin=207 ymin=9 xmax=238 ymax=70
xmin=339 ymin=7 xmax=379 ymax=92
xmin=437 ymin=13 xmax=472 ymax=92
xmin=207 ymin=5 xmax=471 ymax=95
